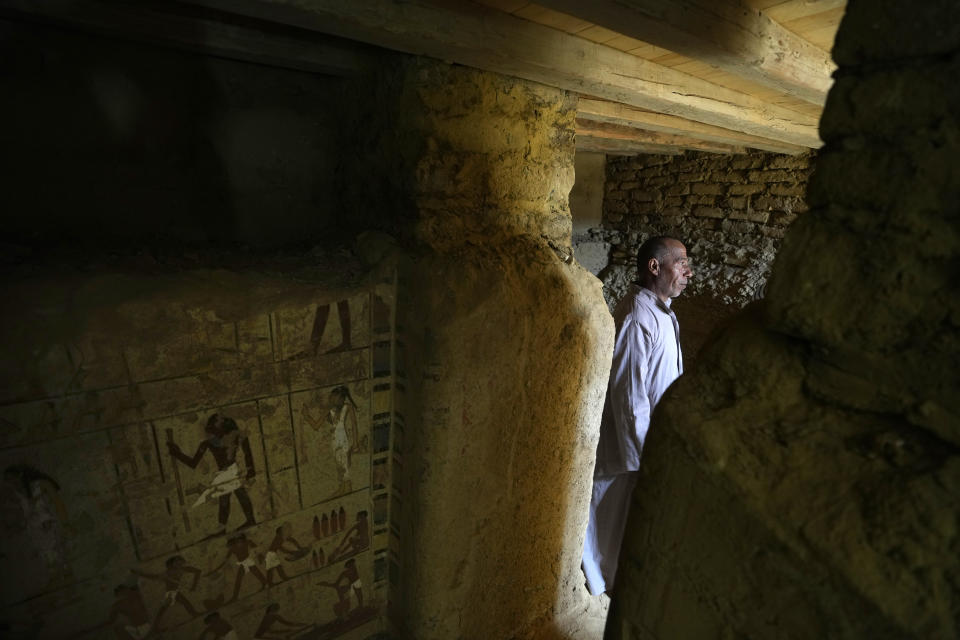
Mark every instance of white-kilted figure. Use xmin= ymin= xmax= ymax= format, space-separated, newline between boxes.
xmin=583 ymin=236 xmax=692 ymax=596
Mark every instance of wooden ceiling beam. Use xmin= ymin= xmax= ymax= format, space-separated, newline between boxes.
xmin=535 ymin=0 xmax=836 ymax=106
xmin=575 ymin=119 xmax=745 ymax=154
xmin=577 ymin=98 xmax=810 ymax=155
xmin=0 ymin=0 xmax=377 ymax=76
xmin=763 ymin=0 xmax=846 ymax=25
xmin=178 ymin=0 xmax=822 ymax=148
xmin=575 ymin=136 xmax=684 ymax=156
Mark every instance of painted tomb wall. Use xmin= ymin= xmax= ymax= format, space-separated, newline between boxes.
xmin=0 ymin=269 xmax=400 ymax=640
xmin=1 ymin=16 xmax=616 ymax=640
xmin=0 ymin=18 xmax=403 ymax=640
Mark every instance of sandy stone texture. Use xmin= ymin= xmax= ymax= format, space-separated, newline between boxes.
xmin=608 ymin=0 xmax=960 ymax=637
xmin=359 ymin=60 xmax=615 ymax=639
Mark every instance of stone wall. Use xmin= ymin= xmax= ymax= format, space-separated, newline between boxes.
xmin=0 ymin=261 xmax=398 ymax=639
xmin=0 ymin=23 xmax=396 ymax=640
xmin=599 ymin=151 xmax=814 ymax=305
xmin=596 ymin=150 xmax=815 ymax=360
xmin=608 ymin=0 xmax=960 ymax=637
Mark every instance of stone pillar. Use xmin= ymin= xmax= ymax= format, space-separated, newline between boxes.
xmin=344 ymin=59 xmax=614 ymax=638
xmin=608 ymin=0 xmax=960 ymax=638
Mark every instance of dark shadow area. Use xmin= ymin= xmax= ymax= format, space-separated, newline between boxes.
xmin=0 ymin=16 xmax=350 ymax=265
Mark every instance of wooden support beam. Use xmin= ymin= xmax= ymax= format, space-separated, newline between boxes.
xmin=536 ymin=0 xmax=836 ymax=106
xmin=178 ymin=0 xmax=822 ymax=148
xmin=576 ymin=135 xmax=684 ymax=156
xmin=0 ymin=0 xmax=377 ymax=76
xmin=575 ymin=118 xmax=745 ymax=154
xmin=764 ymin=0 xmax=846 ymax=25
xmin=577 ymin=98 xmax=810 ymax=155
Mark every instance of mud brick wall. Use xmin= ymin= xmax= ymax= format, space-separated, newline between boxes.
xmin=596 ymin=150 xmax=815 ymax=360
xmin=0 ymin=266 xmax=399 ymax=640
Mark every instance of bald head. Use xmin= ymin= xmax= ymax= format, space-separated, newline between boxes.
xmin=637 ymin=235 xmax=692 ymax=302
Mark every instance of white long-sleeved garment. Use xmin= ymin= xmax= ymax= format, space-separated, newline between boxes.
xmin=583 ymin=284 xmax=683 ymax=595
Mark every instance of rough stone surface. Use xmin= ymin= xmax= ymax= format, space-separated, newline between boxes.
xmin=573 ymin=240 xmax=612 ymax=276
xmin=340 ymin=59 xmax=614 ymax=639
xmin=609 ymin=0 xmax=960 ymax=637
xmin=596 ymin=150 xmax=816 ymax=309
xmin=591 ymin=150 xmax=815 ymax=363
xmin=402 ymin=240 xmax=611 ymax=639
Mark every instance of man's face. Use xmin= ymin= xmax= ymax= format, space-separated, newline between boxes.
xmin=652 ymin=240 xmax=692 ymax=301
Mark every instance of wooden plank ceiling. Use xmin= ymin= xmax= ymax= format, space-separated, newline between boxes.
xmin=2 ymin=0 xmax=846 ymax=155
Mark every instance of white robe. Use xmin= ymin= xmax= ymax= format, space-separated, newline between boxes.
xmin=583 ymin=285 xmax=683 ymax=595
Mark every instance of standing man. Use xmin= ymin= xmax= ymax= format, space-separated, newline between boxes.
xmin=168 ymin=413 xmax=257 ymax=535
xmin=582 ymin=235 xmax=692 ymax=596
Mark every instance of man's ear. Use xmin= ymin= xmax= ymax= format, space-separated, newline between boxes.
xmin=648 ymin=258 xmax=659 ymax=274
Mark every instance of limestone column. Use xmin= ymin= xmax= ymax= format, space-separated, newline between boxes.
xmin=342 ymin=58 xmax=614 ymax=638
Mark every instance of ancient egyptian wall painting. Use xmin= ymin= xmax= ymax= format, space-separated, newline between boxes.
xmin=0 ymin=276 xmax=401 ymax=640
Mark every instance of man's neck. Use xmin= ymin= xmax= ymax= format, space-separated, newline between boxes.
xmin=639 ymin=282 xmax=669 ymax=303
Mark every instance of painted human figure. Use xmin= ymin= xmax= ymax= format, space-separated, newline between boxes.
xmin=106 ymin=584 xmax=153 ymax=639
xmin=317 ymin=558 xmax=363 ymax=619
xmin=220 ymin=533 xmax=268 ymax=602
xmin=326 ymin=386 xmax=361 ymax=495
xmin=3 ymin=464 xmax=71 ymax=586
xmin=198 ymin=612 xmax=238 ymax=640
xmin=167 ymin=414 xmax=257 ymax=534
xmin=309 ymin=300 xmax=352 ymax=355
xmin=328 ymin=511 xmax=369 ymax=563
xmin=265 ymin=522 xmax=307 ymax=584
xmin=253 ymin=602 xmax=310 ymax=639
xmin=133 ymin=555 xmax=201 ymax=627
